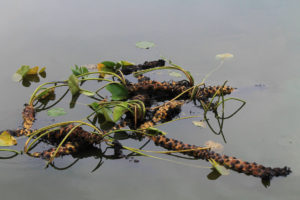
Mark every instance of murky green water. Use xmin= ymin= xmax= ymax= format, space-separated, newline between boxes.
xmin=1 ymin=0 xmax=299 ymax=199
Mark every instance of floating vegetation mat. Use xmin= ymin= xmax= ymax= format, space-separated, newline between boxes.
xmin=1 ymin=58 xmax=291 ymax=184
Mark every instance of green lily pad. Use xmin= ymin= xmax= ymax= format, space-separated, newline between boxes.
xmin=47 ymin=108 xmax=67 ymax=117
xmin=136 ymin=41 xmax=155 ymax=49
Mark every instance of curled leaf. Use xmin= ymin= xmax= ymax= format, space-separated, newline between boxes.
xmin=39 ymin=67 xmax=46 ymax=74
xmin=80 ymin=89 xmax=95 ymax=96
xmin=192 ymin=120 xmax=206 ymax=128
xmin=215 ymin=53 xmax=234 ymax=60
xmin=146 ymin=127 xmax=167 ymax=136
xmin=113 ymin=103 xmax=129 ymax=122
xmin=0 ymin=131 xmax=17 ymax=146
xmin=68 ymin=74 xmax=80 ymax=96
xmin=12 ymin=65 xmax=30 ymax=82
xmin=204 ymin=140 xmax=224 ymax=153
xmin=119 ymin=60 xmax=134 ymax=66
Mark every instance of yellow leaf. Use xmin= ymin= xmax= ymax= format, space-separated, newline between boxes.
xmin=97 ymin=63 xmax=106 ymax=78
xmin=192 ymin=120 xmax=206 ymax=128
xmin=215 ymin=53 xmax=234 ymax=60
xmin=27 ymin=66 xmax=39 ymax=75
xmin=97 ymin=63 xmax=105 ymax=71
xmin=39 ymin=67 xmax=46 ymax=73
xmin=0 ymin=131 xmax=17 ymax=146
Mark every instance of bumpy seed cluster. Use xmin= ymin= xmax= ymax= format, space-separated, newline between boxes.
xmin=21 ymin=104 xmax=35 ymax=136
xmin=127 ymin=77 xmax=234 ymax=101
xmin=139 ymin=101 xmax=183 ymax=130
xmin=32 ymin=142 xmax=78 ymax=160
xmin=120 ymin=60 xmax=165 ymax=75
xmin=32 ymin=121 xmax=129 ymax=160
xmin=150 ymin=135 xmax=291 ymax=179
xmin=10 ymin=60 xmax=291 ymax=180
xmin=137 ymin=101 xmax=291 ymax=179
xmin=44 ymin=124 xmax=103 ymax=146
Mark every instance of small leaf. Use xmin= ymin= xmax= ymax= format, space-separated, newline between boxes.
xmin=113 ymin=103 xmax=129 ymax=122
xmin=47 ymin=108 xmax=67 ymax=117
xmin=80 ymin=89 xmax=95 ymax=96
xmin=209 ymin=159 xmax=230 ymax=175
xmin=98 ymin=107 xmax=115 ymax=130
xmin=97 ymin=63 xmax=114 ymax=78
xmin=136 ymin=41 xmax=155 ymax=49
xmin=39 ymin=67 xmax=46 ymax=74
xmin=101 ymin=61 xmax=116 ymax=69
xmin=106 ymin=83 xmax=129 ymax=100
xmin=215 ymin=53 xmax=234 ymax=60
xmin=80 ymin=66 xmax=89 ymax=75
xmin=27 ymin=66 xmax=39 ymax=75
xmin=0 ymin=131 xmax=17 ymax=146
xmin=146 ymin=127 xmax=167 ymax=136
xmin=68 ymin=74 xmax=80 ymax=96
xmin=192 ymin=120 xmax=206 ymax=128
xmin=12 ymin=65 xmax=30 ymax=82
xmin=169 ymin=71 xmax=182 ymax=78
xmin=97 ymin=63 xmax=105 ymax=71
xmin=204 ymin=140 xmax=224 ymax=153
xmin=71 ymin=65 xmax=82 ymax=76
xmin=119 ymin=60 xmax=134 ymax=66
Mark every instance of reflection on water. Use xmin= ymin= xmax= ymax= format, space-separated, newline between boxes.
xmin=0 ymin=0 xmax=299 ymax=200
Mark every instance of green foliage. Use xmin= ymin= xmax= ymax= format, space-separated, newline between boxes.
xmin=68 ymin=74 xmax=95 ymax=97
xmin=80 ymin=89 xmax=95 ymax=96
xmin=68 ymin=74 xmax=80 ymax=95
xmin=47 ymin=108 xmax=67 ymax=117
xmin=13 ymin=65 xmax=46 ymax=82
xmin=71 ymin=65 xmax=89 ymax=77
xmin=89 ymin=102 xmax=115 ymax=130
xmin=113 ymin=102 xmax=129 ymax=122
xmin=118 ymin=60 xmax=134 ymax=66
xmin=12 ymin=65 xmax=30 ymax=82
xmin=106 ymin=83 xmax=129 ymax=100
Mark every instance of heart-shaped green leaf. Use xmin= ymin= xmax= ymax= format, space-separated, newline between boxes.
xmin=106 ymin=83 xmax=129 ymax=100
xmin=113 ymin=103 xmax=129 ymax=122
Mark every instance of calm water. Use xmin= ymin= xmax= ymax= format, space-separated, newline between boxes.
xmin=0 ymin=1 xmax=299 ymax=200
